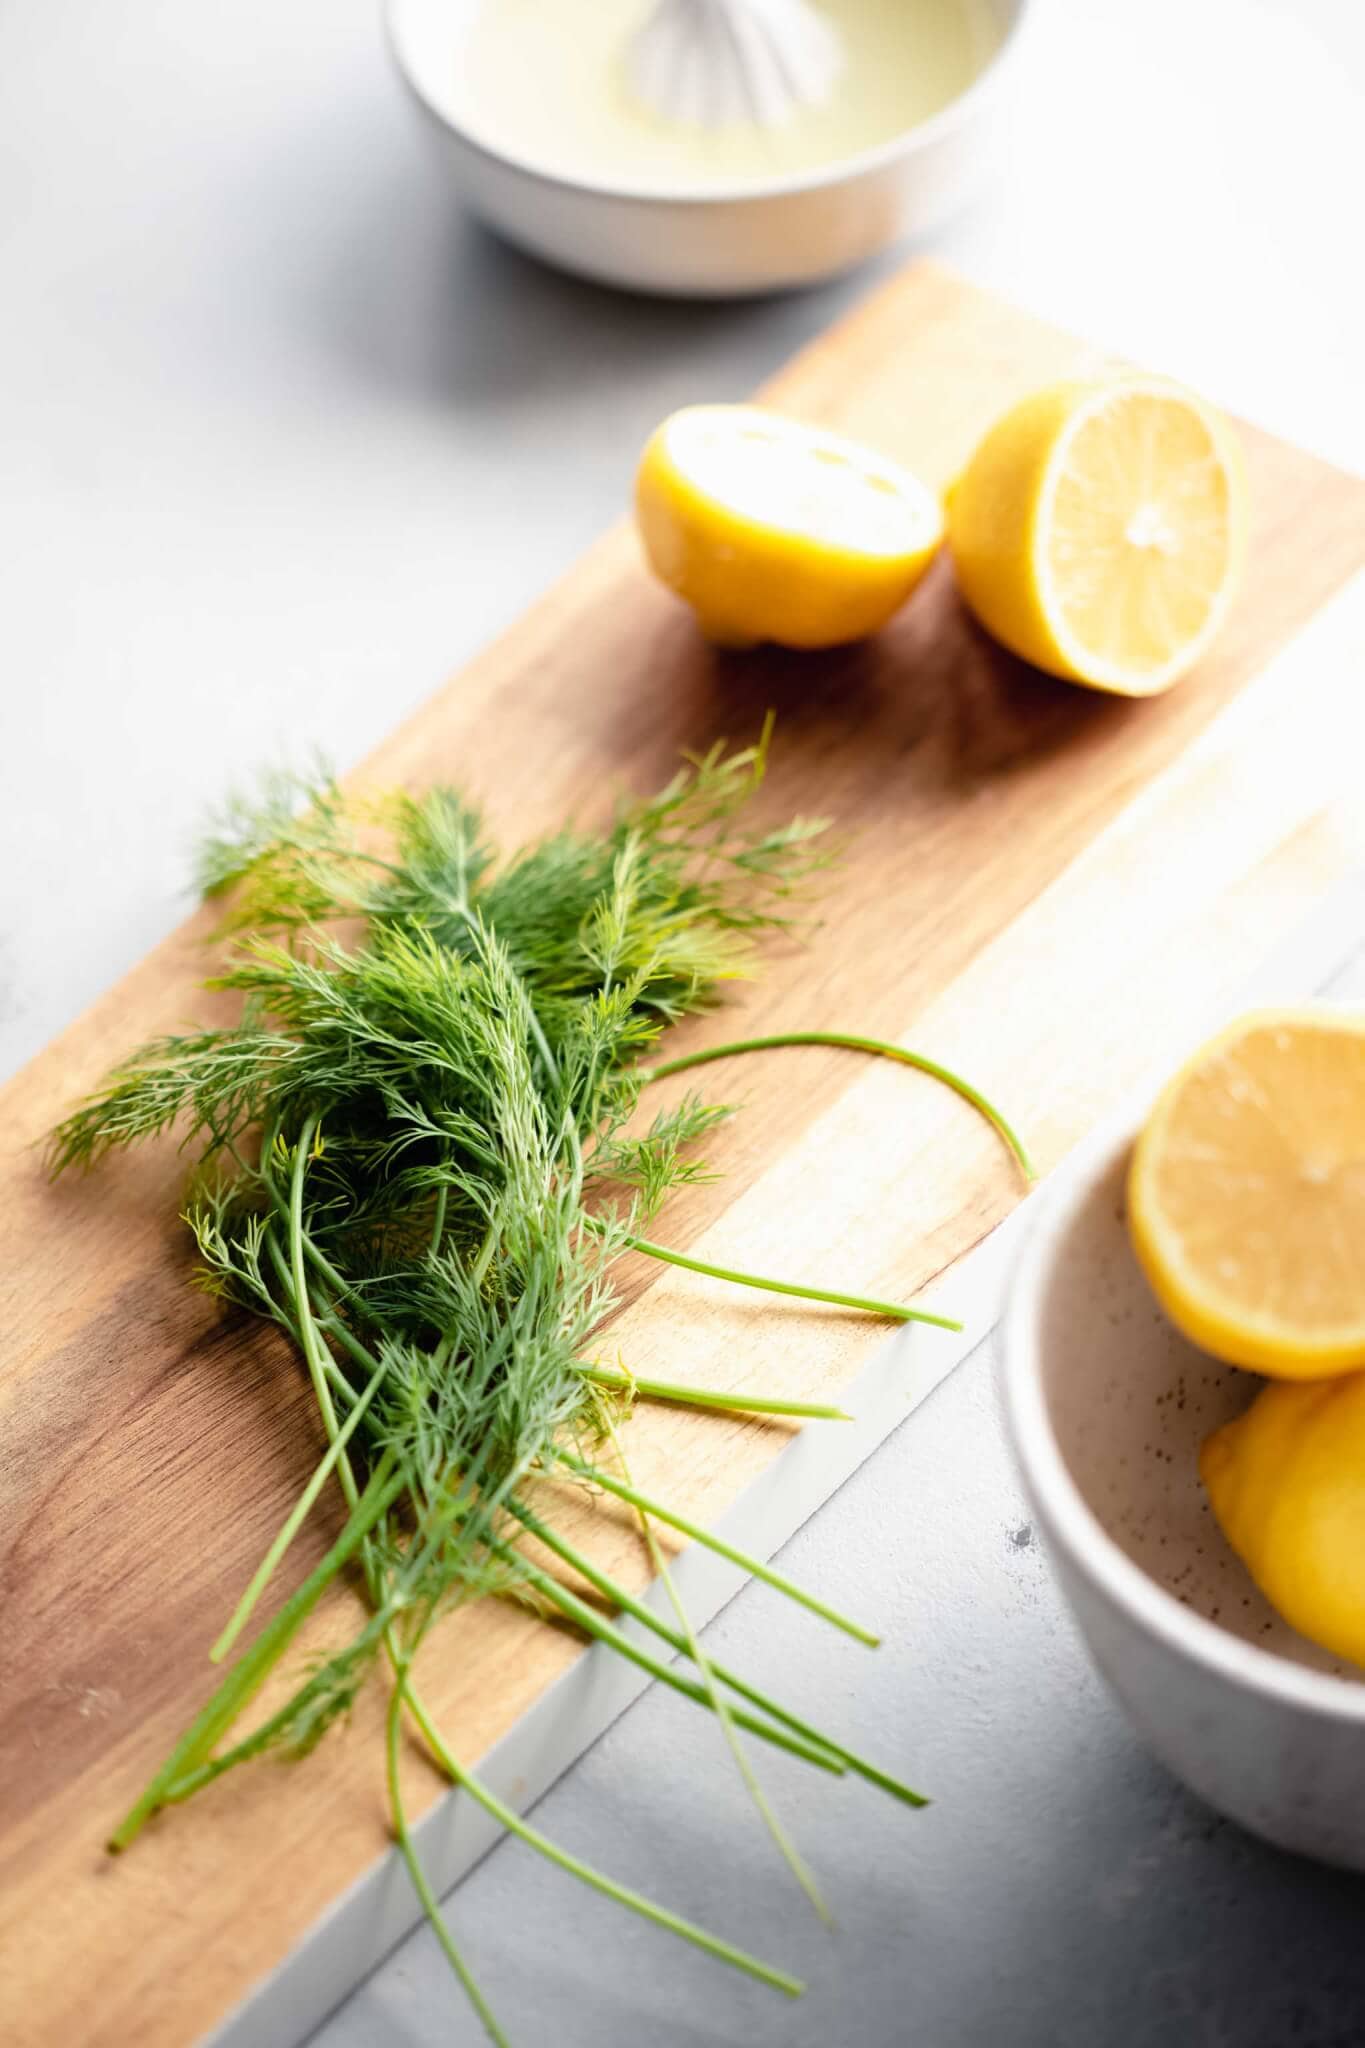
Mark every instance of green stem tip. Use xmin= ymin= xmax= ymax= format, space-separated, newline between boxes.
xmin=582 ymin=1363 xmax=852 ymax=1422
xmin=641 ymin=1030 xmax=1036 ymax=1183
xmin=558 ymin=1453 xmax=880 ymax=1648
xmin=625 ymin=1230 xmax=962 ymax=1334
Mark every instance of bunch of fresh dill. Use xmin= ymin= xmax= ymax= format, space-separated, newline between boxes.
xmin=49 ymin=728 xmax=1030 ymax=2042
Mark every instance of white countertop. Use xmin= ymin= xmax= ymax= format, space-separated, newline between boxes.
xmin=4 ymin=1 xmax=1364 ymax=2042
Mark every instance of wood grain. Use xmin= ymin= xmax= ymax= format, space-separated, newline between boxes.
xmin=3 ymin=263 xmax=1364 ymax=2048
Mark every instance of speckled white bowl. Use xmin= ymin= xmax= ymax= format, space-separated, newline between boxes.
xmin=1002 ymin=1116 xmax=1365 ymax=1870
xmin=385 ymin=0 xmax=1032 ymax=296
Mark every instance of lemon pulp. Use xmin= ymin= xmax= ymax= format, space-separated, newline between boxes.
xmin=948 ymin=378 xmax=1247 ymax=695
xmin=1129 ymin=1010 xmax=1365 ymax=1378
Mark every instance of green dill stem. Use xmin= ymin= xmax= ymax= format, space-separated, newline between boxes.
xmin=479 ymin=1530 xmax=843 ymax=1777
xmin=399 ymin=1682 xmax=804 ymax=1998
xmin=289 ymin=1117 xmax=361 ymax=1514
xmin=379 ymin=1551 xmax=807 ymax=2006
xmin=275 ymin=1167 xmax=392 ymax=1612
xmin=259 ymin=1134 xmax=368 ymax=1328
xmin=279 ymin=1302 xmax=861 ymax=1777
xmin=196 ymin=889 xmax=911 ymax=1963
xmin=295 ymin=1222 xmax=357 ymax=1317
xmin=639 ymin=1031 xmax=1036 ymax=1183
xmin=221 ymin=1229 xmax=390 ymax=1650
xmin=556 ymin=1454 xmax=880 ymax=1648
xmin=315 ymin=1304 xmax=383 ymax=1399
xmin=160 ymin=1613 xmax=396 ymax=1804
xmin=429 ymin=1180 xmax=449 ymax=1258
xmin=381 ymin=1559 xmax=806 ymax=2008
xmin=209 ymin=1343 xmax=391 ymax=1664
xmin=109 ymin=1454 xmax=404 ymax=1851
xmin=621 ymin=1229 xmax=963 ymax=1333
xmin=275 ymin=1155 xmax=398 ymax=1655
xmin=582 ymin=1363 xmax=852 ymax=1422
xmin=264 ymin=1231 xmax=358 ymax=1407
xmin=523 ymin=1001 xmax=561 ymax=1091
xmin=385 ymin=1662 xmax=511 ymax=2048
xmin=302 ymin=1254 xmax=854 ymax=1438
xmin=605 ymin=1418 xmax=831 ymax=1927
xmin=162 ymin=1506 xmax=475 ymax=1808
xmin=505 ymin=1498 xmax=926 ymax=1809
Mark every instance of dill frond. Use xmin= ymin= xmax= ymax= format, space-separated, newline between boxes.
xmin=52 ymin=735 xmax=983 ymax=2046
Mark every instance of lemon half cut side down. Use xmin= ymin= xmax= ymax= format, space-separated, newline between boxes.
xmin=1202 ymin=1375 xmax=1365 ymax=1671
xmin=635 ymin=404 xmax=944 ymax=651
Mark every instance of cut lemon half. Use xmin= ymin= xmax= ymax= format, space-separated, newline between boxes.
xmin=1129 ymin=1010 xmax=1365 ymax=1378
xmin=947 ymin=378 xmax=1247 ymax=695
xmin=635 ymin=404 xmax=943 ymax=650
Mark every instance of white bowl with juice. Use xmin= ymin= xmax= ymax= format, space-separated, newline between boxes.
xmin=386 ymin=0 xmax=1032 ymax=295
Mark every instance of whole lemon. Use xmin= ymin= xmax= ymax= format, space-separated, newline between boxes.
xmin=1201 ymin=1374 xmax=1365 ymax=1668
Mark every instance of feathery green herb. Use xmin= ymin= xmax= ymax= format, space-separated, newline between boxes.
xmin=50 ymin=730 xmax=1030 ymax=2042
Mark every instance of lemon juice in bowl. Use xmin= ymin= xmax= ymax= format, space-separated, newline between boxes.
xmin=450 ymin=0 xmax=1004 ymax=193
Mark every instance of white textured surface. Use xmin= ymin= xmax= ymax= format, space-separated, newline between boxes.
xmin=3 ymin=0 xmax=1364 ymax=2041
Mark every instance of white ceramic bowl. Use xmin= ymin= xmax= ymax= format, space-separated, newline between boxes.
xmin=385 ymin=0 xmax=1032 ymax=297
xmin=1003 ymin=1116 xmax=1365 ymax=1870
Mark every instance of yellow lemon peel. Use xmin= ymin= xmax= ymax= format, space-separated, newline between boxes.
xmin=1202 ymin=1375 xmax=1365 ymax=1669
xmin=635 ymin=404 xmax=942 ymax=650
xmin=1130 ymin=1009 xmax=1365 ymax=1379
xmin=947 ymin=377 xmax=1247 ymax=695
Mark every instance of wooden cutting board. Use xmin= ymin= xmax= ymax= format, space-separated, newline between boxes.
xmin=3 ymin=262 xmax=1364 ymax=2048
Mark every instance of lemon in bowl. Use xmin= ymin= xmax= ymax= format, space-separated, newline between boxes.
xmin=1003 ymin=1098 xmax=1365 ymax=1872
xmin=947 ymin=377 xmax=1248 ymax=695
xmin=1128 ymin=1010 xmax=1365 ymax=1379
xmin=1201 ymin=1375 xmax=1365 ymax=1672
xmin=1126 ymin=1007 xmax=1365 ymax=1674
xmin=635 ymin=404 xmax=943 ymax=649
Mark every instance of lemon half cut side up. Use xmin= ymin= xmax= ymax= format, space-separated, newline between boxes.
xmin=948 ymin=378 xmax=1248 ymax=696
xmin=1129 ymin=1009 xmax=1365 ymax=1379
